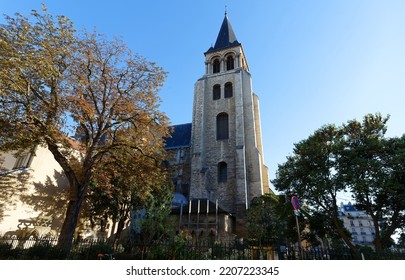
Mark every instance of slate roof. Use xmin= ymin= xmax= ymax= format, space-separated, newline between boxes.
xmin=338 ymin=204 xmax=360 ymax=215
xmin=164 ymin=123 xmax=192 ymax=150
xmin=343 ymin=204 xmax=358 ymax=212
xmin=206 ymin=14 xmax=240 ymax=53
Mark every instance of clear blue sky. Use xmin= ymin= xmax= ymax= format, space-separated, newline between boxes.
xmin=2 ymin=0 xmax=405 ymax=192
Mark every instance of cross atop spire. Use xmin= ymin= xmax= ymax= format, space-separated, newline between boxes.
xmin=206 ymin=13 xmax=240 ymax=53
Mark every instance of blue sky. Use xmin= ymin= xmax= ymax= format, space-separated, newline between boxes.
xmin=2 ymin=0 xmax=405 ymax=193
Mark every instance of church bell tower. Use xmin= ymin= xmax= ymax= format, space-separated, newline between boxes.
xmin=190 ymin=13 xmax=270 ymax=234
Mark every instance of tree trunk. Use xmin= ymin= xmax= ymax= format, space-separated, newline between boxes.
xmin=57 ymin=195 xmax=84 ymax=257
xmin=374 ymin=236 xmax=383 ymax=252
xmin=332 ymin=215 xmax=361 ymax=259
xmin=113 ymin=216 xmax=126 ymax=245
xmin=114 ymin=207 xmax=130 ymax=245
xmin=45 ymin=137 xmax=87 ymax=256
xmin=373 ymin=209 xmax=399 ymax=253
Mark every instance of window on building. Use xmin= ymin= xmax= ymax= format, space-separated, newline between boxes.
xmin=224 ymin=82 xmax=233 ymax=98
xmin=226 ymin=55 xmax=234 ymax=70
xmin=213 ymin=84 xmax=221 ymax=100
xmin=13 ymin=153 xmax=32 ymax=169
xmin=218 ymin=161 xmax=227 ymax=183
xmin=216 ymin=113 xmax=229 ymax=140
xmin=213 ymin=59 xmax=220 ymax=73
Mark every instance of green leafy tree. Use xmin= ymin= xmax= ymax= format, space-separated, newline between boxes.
xmin=342 ymin=114 xmax=405 ymax=251
xmin=130 ymin=190 xmax=177 ymax=256
xmin=301 ymin=207 xmax=350 ymax=249
xmin=83 ymin=153 xmax=173 ymax=243
xmin=247 ymin=193 xmax=346 ymax=256
xmin=273 ymin=113 xmax=405 ymax=257
xmin=247 ymin=193 xmax=307 ymax=248
xmin=0 ymin=7 xmax=169 ymax=255
xmin=272 ymin=123 xmax=361 ymax=256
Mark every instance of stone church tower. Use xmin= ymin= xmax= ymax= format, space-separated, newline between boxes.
xmin=189 ymin=13 xmax=270 ymax=234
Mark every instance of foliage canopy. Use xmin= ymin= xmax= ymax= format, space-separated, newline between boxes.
xmin=0 ymin=7 xmax=170 ymax=255
xmin=273 ymin=113 xmax=405 ymax=256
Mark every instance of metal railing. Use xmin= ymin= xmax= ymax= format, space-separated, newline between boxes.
xmin=1 ymin=236 xmax=405 ymax=260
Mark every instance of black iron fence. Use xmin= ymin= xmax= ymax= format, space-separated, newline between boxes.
xmin=1 ymin=236 xmax=404 ymax=260
xmin=0 ymin=236 xmax=263 ymax=260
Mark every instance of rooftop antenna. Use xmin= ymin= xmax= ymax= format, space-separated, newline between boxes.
xmin=225 ymin=5 xmax=227 ymax=16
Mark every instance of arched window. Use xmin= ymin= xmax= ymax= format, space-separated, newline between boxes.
xmin=218 ymin=161 xmax=227 ymax=183
xmin=213 ymin=59 xmax=220 ymax=73
xmin=213 ymin=84 xmax=220 ymax=100
xmin=224 ymin=82 xmax=233 ymax=98
xmin=226 ymin=55 xmax=234 ymax=70
xmin=216 ymin=113 xmax=229 ymax=140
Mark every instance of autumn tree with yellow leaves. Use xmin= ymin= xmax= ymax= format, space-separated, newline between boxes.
xmin=0 ymin=6 xmax=171 ymax=255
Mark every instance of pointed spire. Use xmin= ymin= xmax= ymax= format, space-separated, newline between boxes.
xmin=206 ymin=13 xmax=240 ymax=53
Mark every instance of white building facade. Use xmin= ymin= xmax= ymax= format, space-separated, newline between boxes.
xmin=0 ymin=146 xmax=69 ymax=236
xmin=338 ymin=203 xmax=376 ymax=248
